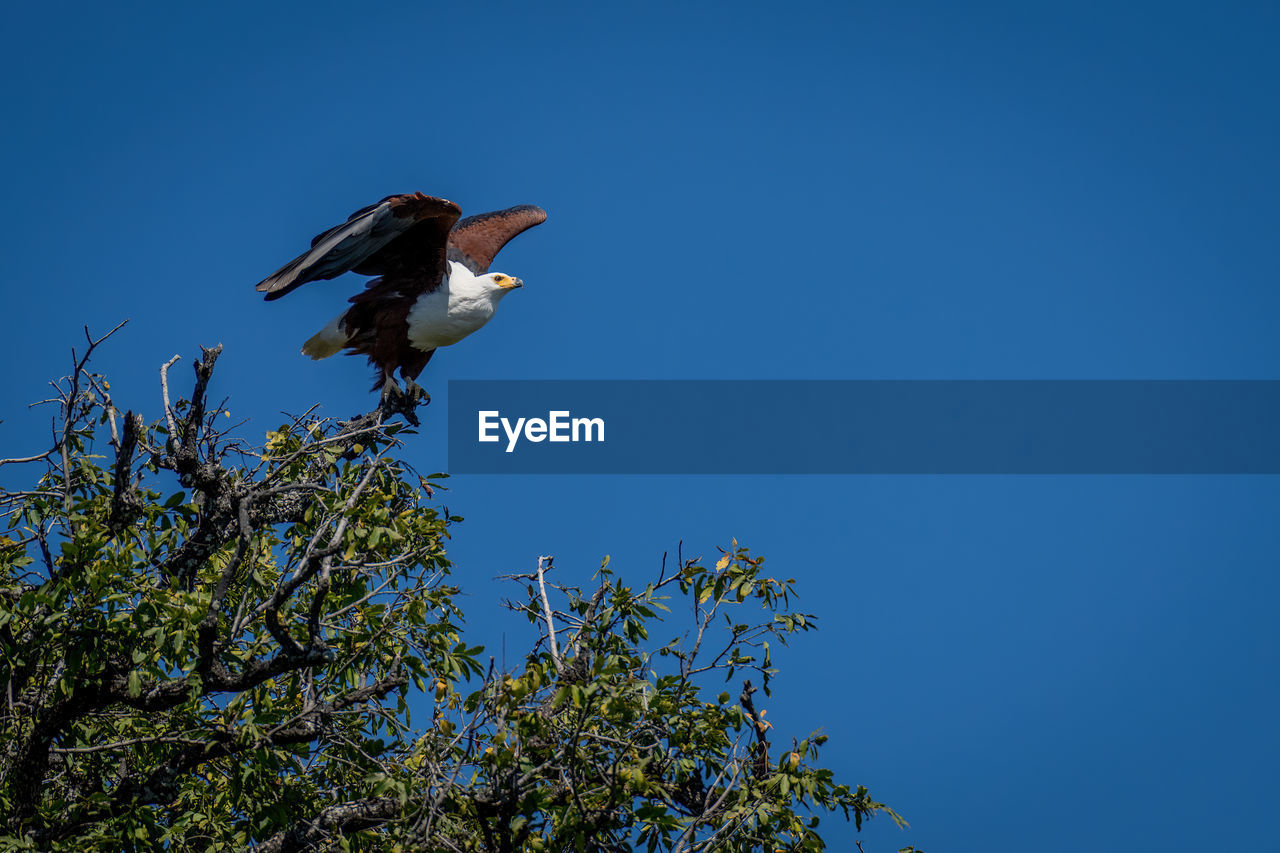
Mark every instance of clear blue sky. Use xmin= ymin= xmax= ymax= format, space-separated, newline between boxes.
xmin=3 ymin=2 xmax=1278 ymax=850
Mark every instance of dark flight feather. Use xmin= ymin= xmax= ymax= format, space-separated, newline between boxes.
xmin=255 ymin=193 xmax=462 ymax=301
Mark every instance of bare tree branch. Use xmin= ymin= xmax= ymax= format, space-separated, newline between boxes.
xmin=536 ymin=556 xmax=562 ymax=673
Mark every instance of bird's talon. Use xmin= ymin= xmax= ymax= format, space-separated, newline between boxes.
xmin=403 ymin=379 xmax=431 ymax=404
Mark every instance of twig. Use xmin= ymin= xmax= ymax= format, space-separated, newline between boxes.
xmin=536 ymin=556 xmax=562 ymax=673
xmin=50 ymin=734 xmax=206 ymax=755
xmin=0 ymin=449 xmax=57 ymax=469
xmin=159 ymin=354 xmax=181 ymax=448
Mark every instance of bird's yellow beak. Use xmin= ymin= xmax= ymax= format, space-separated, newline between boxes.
xmin=499 ymin=276 xmax=523 ymax=290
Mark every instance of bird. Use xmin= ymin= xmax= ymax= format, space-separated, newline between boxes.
xmin=255 ymin=192 xmax=546 ymax=402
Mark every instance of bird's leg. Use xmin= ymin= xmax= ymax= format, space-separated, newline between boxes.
xmin=379 ymin=375 xmax=402 ymax=404
xmin=378 ymin=375 xmax=416 ymax=426
xmin=377 ymin=372 xmax=425 ymax=427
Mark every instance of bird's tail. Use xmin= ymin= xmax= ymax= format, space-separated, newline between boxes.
xmin=301 ymin=314 xmax=349 ymax=360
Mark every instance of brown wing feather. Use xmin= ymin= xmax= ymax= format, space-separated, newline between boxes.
xmin=447 ymin=205 xmax=548 ymax=274
xmin=256 ymin=193 xmax=461 ymax=301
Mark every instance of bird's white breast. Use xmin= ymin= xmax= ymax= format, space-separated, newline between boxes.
xmin=406 ymin=262 xmax=502 ymax=351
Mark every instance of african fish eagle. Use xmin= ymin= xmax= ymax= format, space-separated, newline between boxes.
xmin=255 ymin=192 xmax=546 ymax=399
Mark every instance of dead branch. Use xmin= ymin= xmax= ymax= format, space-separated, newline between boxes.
xmin=536 ymin=556 xmax=563 ymax=673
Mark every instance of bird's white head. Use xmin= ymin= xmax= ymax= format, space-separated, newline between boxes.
xmin=482 ymin=272 xmax=523 ymax=297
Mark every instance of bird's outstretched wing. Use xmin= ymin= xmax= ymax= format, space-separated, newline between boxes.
xmin=256 ymin=193 xmax=462 ymax=301
xmin=447 ymin=205 xmax=548 ymax=274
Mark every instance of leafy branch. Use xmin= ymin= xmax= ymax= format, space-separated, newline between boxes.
xmin=0 ymin=335 xmax=917 ymax=852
